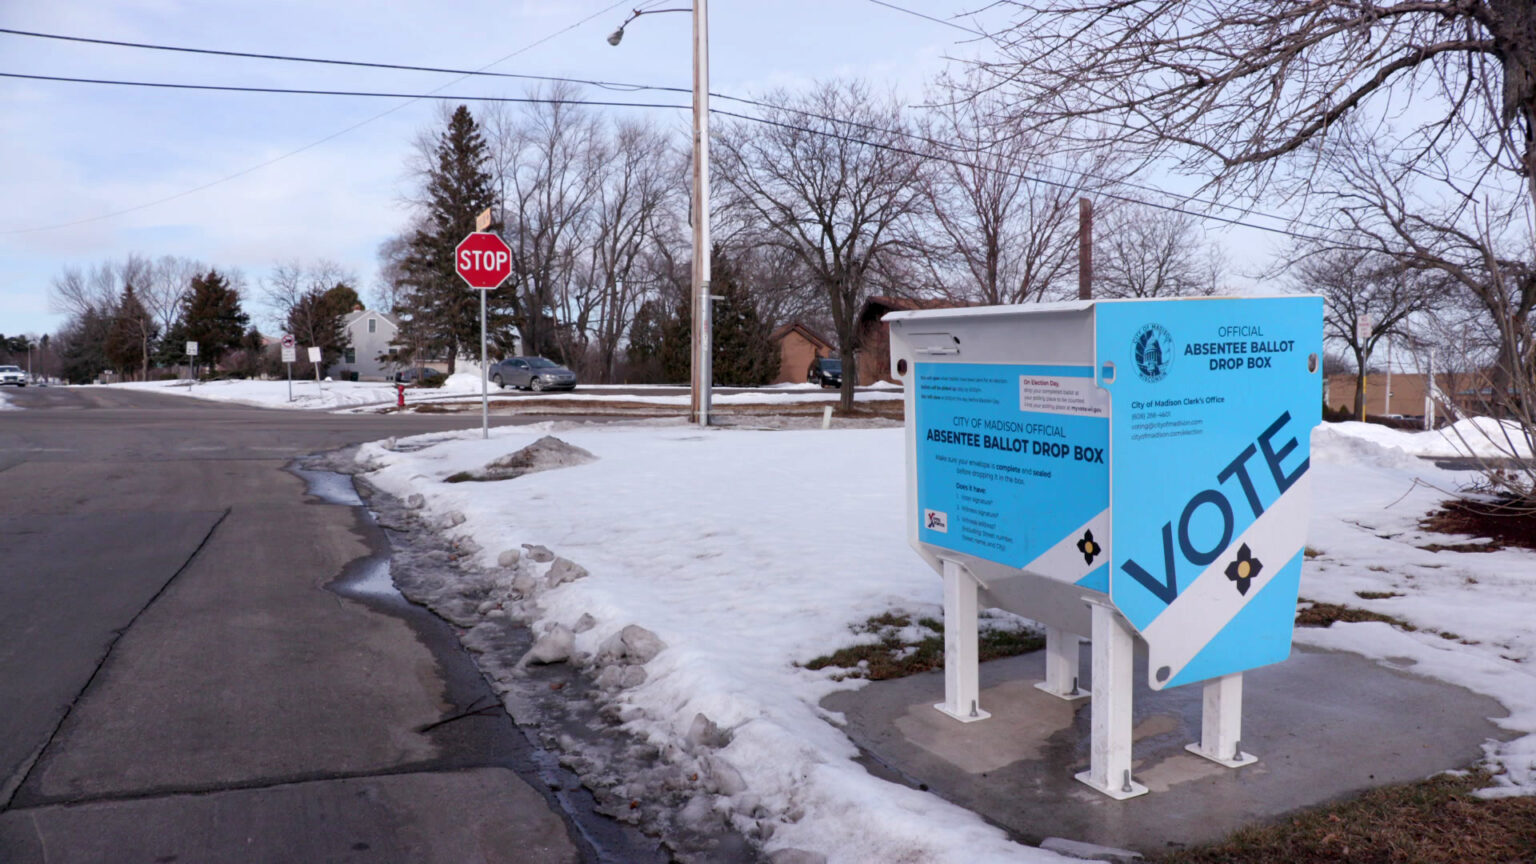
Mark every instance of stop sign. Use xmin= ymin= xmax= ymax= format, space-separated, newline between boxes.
xmin=455 ymin=232 xmax=513 ymax=289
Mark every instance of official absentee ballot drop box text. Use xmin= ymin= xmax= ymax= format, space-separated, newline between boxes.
xmin=888 ymin=296 xmax=1322 ymax=799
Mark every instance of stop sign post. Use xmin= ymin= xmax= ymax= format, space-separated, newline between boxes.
xmin=455 ymin=231 xmax=513 ymax=439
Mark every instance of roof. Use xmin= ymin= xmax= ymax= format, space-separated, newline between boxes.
xmin=343 ymin=309 xmax=401 ymax=329
xmin=859 ymin=295 xmax=966 ymax=324
xmin=769 ymin=322 xmax=834 ymax=351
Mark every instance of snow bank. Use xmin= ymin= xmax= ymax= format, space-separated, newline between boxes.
xmin=1324 ymin=418 xmax=1534 ymax=459
xmin=357 ymin=424 xmax=1069 ymax=863
xmin=351 ymin=420 xmax=1536 ymax=859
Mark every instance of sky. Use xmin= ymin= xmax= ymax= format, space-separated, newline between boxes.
xmin=0 ymin=0 xmax=997 ymax=337
xmin=0 ymin=1 xmax=1298 ymax=341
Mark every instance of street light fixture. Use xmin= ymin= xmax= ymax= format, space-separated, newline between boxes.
xmin=608 ymin=3 xmax=712 ymax=427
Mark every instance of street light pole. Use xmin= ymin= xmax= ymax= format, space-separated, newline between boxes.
xmin=610 ymin=3 xmax=710 ymax=427
xmin=690 ymin=0 xmax=712 ymax=427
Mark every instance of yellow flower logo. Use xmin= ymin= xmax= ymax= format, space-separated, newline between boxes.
xmin=1076 ymin=529 xmax=1102 ymax=565
xmin=1224 ymin=543 xmax=1263 ymax=596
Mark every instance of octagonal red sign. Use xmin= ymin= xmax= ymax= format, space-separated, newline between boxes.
xmin=455 ymin=232 xmax=513 ymax=289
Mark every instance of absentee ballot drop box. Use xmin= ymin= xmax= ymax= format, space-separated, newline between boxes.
xmin=887 ymin=296 xmax=1322 ymax=799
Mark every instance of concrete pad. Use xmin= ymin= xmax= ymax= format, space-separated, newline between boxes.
xmin=0 ymin=767 xmax=579 ymax=864
xmin=823 ymin=645 xmax=1512 ymax=855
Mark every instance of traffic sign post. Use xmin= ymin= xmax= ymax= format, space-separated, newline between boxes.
xmin=186 ymin=341 xmax=199 ymax=384
xmin=890 ymin=296 xmax=1322 ymax=799
xmin=456 ymin=231 xmax=514 ymax=440
xmin=281 ymin=334 xmax=296 ymax=401
xmin=308 ymin=346 xmax=323 ymax=390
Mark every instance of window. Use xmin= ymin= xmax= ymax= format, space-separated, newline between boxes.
xmin=368 ymin=317 xmax=377 ymax=334
xmin=344 ymin=348 xmax=356 ymax=364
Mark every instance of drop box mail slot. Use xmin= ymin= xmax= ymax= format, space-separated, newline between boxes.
xmin=889 ymin=297 xmax=1322 ymax=690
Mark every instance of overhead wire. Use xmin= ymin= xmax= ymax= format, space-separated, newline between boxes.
xmin=0 ymin=0 xmax=634 ymax=234
xmin=1 ymin=22 xmax=1308 ymax=230
xmin=0 ymin=14 xmax=1323 ymax=241
xmin=0 ymin=66 xmax=1324 ymax=242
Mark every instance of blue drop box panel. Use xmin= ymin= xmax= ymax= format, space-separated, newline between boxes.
xmin=889 ymin=297 xmax=1322 ymax=690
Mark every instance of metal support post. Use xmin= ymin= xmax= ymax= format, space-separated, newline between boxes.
xmin=480 ymin=288 xmax=489 ymax=440
xmin=935 ymin=559 xmax=990 ymax=723
xmin=1076 ymin=601 xmax=1148 ymax=799
xmin=1035 ymin=626 xmax=1088 ymax=700
xmin=1185 ymin=672 xmax=1256 ymax=767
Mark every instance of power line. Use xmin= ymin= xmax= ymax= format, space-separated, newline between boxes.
xmin=863 ymin=0 xmax=989 ymax=37
xmin=0 ymin=22 xmax=1315 ymax=234
xmin=0 ymin=26 xmax=686 ymax=96
xmin=0 ymin=72 xmax=687 ymax=110
xmin=0 ymin=0 xmax=633 ymax=235
xmin=4 ymin=67 xmax=1320 ymax=241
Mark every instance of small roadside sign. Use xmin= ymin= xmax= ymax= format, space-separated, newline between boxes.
xmin=186 ymin=341 xmax=199 ymax=357
xmin=307 ymin=346 xmax=322 ymax=363
xmin=281 ymin=334 xmax=296 ymax=364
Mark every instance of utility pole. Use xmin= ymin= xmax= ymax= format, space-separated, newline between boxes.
xmin=690 ymin=0 xmax=712 ymax=427
xmin=1078 ymin=198 xmax=1093 ymax=301
xmin=606 ymin=3 xmax=710 ymax=425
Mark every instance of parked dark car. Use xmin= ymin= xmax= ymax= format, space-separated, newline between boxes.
xmin=807 ymin=356 xmax=842 ymax=388
xmin=393 ymin=367 xmax=446 ymax=387
xmin=490 ymin=356 xmax=578 ymax=392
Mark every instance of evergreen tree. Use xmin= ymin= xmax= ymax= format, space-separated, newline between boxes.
xmin=399 ymin=106 xmax=510 ymax=373
xmin=625 ymin=299 xmax=668 ymax=382
xmin=709 ymin=250 xmax=778 ymax=387
xmin=285 ymin=281 xmax=355 ymax=376
xmin=58 ymin=308 xmax=112 ymax=384
xmin=167 ymin=270 xmax=249 ymax=375
xmin=658 ymin=296 xmax=692 ymax=385
xmin=104 ymin=284 xmax=159 ymax=381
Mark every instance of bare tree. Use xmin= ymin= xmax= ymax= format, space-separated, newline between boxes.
xmin=979 ymin=0 xmax=1536 ymax=498
xmin=579 ymin=119 xmax=680 ymax=382
xmin=49 ymin=266 xmax=113 ymax=320
xmin=715 ymin=80 xmax=928 ymax=409
xmin=1096 ymin=206 xmax=1224 ymax=299
xmin=490 ymin=84 xmax=604 ymax=362
xmin=979 ymin=1 xmax=1536 ymax=205
xmin=1294 ymin=248 xmax=1445 ymax=419
xmin=145 ymin=255 xmax=206 ymax=336
xmin=921 ymin=71 xmax=1119 ymax=305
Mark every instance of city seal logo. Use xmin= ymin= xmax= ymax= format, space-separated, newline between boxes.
xmin=1132 ymin=323 xmax=1173 ymax=382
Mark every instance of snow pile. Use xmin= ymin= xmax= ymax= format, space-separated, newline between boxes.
xmin=0 ymin=390 xmax=19 ymax=410
xmin=103 ymin=376 xmax=483 ymax=410
xmin=1325 ymin=418 xmax=1534 ymax=459
xmin=356 ymin=424 xmax=1070 ymax=863
xmin=352 ymin=420 xmax=1536 ymax=860
xmin=94 ymin=377 xmax=900 ymax=413
xmin=1302 ymin=423 xmax=1536 ymax=797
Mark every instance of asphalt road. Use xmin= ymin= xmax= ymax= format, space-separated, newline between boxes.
xmin=0 ymin=387 xmax=592 ymax=863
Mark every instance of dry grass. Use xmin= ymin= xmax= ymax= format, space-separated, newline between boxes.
xmin=1295 ymin=599 xmax=1417 ymax=631
xmin=1158 ymin=771 xmax=1536 ymax=864
xmin=804 ymin=612 xmax=1042 ymax=680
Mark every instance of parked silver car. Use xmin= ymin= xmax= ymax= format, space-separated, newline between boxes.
xmin=490 ymin=356 xmax=578 ymax=392
xmin=0 ymin=365 xmax=25 ymax=387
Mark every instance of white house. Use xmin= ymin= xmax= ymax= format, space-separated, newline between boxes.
xmin=332 ymin=309 xmax=401 ymax=381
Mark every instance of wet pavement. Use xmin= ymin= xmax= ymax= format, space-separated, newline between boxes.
xmin=824 ymin=644 xmax=1512 ymax=856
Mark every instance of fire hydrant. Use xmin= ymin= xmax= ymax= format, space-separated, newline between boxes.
xmin=396 ymin=383 xmax=407 ymax=409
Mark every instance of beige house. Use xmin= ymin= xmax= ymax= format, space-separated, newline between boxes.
xmin=770 ymin=323 xmax=835 ymax=385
